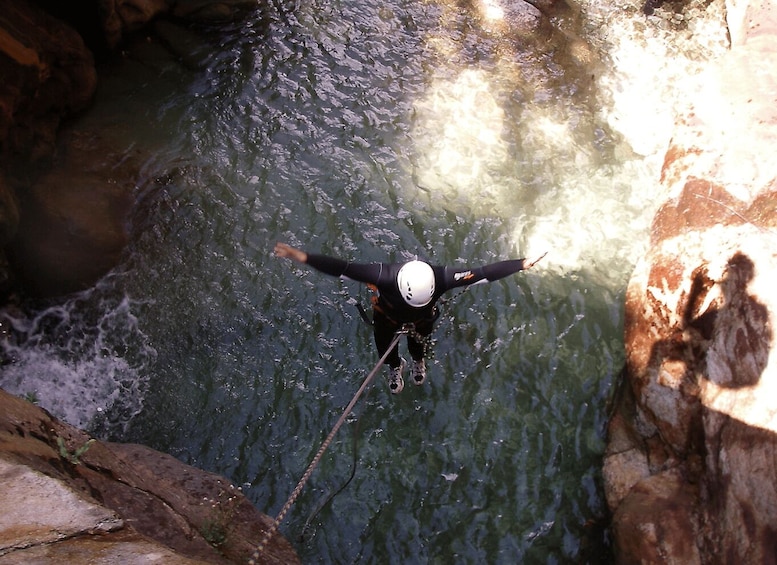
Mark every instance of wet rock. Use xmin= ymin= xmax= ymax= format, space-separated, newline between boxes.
xmin=100 ymin=0 xmax=259 ymax=47
xmin=102 ymin=0 xmax=173 ymax=48
xmin=173 ymin=0 xmax=259 ymax=22
xmin=0 ymin=387 xmax=299 ymax=564
xmin=7 ymin=129 xmax=138 ymax=298
xmin=604 ymin=0 xmax=777 ymax=562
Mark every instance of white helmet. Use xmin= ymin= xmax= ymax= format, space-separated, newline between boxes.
xmin=397 ymin=260 xmax=435 ymax=307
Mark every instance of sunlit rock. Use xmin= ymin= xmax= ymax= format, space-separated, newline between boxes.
xmin=604 ymin=0 xmax=777 ymax=562
xmin=0 ymin=387 xmax=299 ymax=564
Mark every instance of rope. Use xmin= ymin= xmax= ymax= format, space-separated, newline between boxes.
xmin=250 ymin=326 xmax=411 ymax=562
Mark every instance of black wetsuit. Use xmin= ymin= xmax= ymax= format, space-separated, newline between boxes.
xmin=306 ymin=254 xmax=528 ymax=368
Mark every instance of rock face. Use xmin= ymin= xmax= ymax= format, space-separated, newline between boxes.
xmin=0 ymin=387 xmax=299 ymax=564
xmin=603 ymin=0 xmax=777 ymax=562
xmin=0 ymin=0 xmax=97 ymax=168
xmin=7 ymin=129 xmax=139 ymax=297
xmin=0 ymin=0 xmax=259 ymax=300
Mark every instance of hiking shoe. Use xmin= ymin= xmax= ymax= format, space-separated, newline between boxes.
xmin=411 ymin=359 xmax=426 ymax=385
xmin=388 ymin=360 xmax=405 ymax=394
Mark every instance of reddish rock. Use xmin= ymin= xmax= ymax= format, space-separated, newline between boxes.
xmin=0 ymin=387 xmax=299 ymax=564
xmin=604 ymin=1 xmax=777 ymax=563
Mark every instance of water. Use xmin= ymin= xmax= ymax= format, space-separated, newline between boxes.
xmin=0 ymin=0 xmax=729 ymax=562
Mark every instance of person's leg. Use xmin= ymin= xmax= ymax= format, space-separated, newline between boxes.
xmin=373 ymin=309 xmax=405 ymax=393
xmin=408 ymin=317 xmax=434 ymax=385
xmin=373 ymin=309 xmax=401 ymax=368
xmin=407 ymin=317 xmax=434 ymax=362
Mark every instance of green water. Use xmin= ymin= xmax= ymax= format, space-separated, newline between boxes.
xmin=0 ymin=0 xmax=669 ymax=561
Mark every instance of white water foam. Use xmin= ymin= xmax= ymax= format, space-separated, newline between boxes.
xmin=407 ymin=66 xmax=656 ymax=287
xmin=0 ymin=289 xmax=154 ymax=433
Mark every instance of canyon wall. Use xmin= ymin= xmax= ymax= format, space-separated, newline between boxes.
xmin=603 ymin=0 xmax=777 ymax=562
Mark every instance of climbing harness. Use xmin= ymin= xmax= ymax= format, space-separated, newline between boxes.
xmin=250 ymin=325 xmax=413 ymax=562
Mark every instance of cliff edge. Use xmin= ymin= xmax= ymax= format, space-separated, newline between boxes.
xmin=0 ymin=387 xmax=299 ymax=564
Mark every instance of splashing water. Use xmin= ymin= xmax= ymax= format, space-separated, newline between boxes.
xmin=0 ymin=281 xmax=155 ymax=432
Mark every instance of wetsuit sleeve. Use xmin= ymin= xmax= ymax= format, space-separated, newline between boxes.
xmin=306 ymin=253 xmax=385 ymax=285
xmin=481 ymin=259 xmax=527 ymax=281
xmin=440 ymin=259 xmax=526 ymax=291
xmin=305 ymin=254 xmax=350 ymax=277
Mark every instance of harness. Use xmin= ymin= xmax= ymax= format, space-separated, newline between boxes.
xmin=357 ymin=284 xmax=439 ymax=327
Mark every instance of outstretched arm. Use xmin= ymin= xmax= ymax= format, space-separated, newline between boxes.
xmin=274 ymin=242 xmax=308 ymax=263
xmin=481 ymin=252 xmax=547 ymax=281
xmin=274 ymin=242 xmax=385 ymax=283
xmin=442 ymin=252 xmax=547 ymax=291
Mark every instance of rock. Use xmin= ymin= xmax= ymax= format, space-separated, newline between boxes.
xmin=0 ymin=528 xmax=211 ymax=564
xmin=0 ymin=0 xmax=97 ymax=167
xmin=0 ymin=387 xmax=299 ymax=564
xmin=604 ymin=0 xmax=777 ymax=562
xmin=611 ymin=469 xmax=702 ymax=564
xmin=99 ymin=0 xmax=258 ymax=47
xmin=7 ymin=129 xmax=138 ymax=298
xmin=102 ymin=0 xmax=173 ymax=48
xmin=0 ymin=0 xmax=262 ymax=299
xmin=0 ymin=0 xmax=99 ymax=299
xmin=0 ymin=176 xmax=19 ymax=297
xmin=0 ymin=457 xmax=123 ymax=552
xmin=172 ymin=0 xmax=259 ymax=22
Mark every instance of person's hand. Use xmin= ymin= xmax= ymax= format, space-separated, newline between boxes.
xmin=274 ymin=242 xmax=308 ymax=263
xmin=524 ymin=252 xmax=547 ymax=269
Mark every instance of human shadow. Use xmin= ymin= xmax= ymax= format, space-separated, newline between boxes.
xmin=617 ymin=251 xmax=776 ymax=561
xmin=646 ymin=251 xmax=771 ymax=397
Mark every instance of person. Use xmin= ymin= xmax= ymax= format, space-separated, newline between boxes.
xmin=274 ymin=242 xmax=546 ymax=394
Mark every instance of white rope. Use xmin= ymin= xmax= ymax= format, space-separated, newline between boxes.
xmin=250 ymin=326 xmax=411 ymax=562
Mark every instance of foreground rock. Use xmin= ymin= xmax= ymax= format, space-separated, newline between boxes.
xmin=0 ymin=388 xmax=299 ymax=564
xmin=603 ymin=0 xmax=777 ymax=562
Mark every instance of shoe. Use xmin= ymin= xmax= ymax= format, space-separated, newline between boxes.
xmin=388 ymin=360 xmax=405 ymax=394
xmin=411 ymin=359 xmax=426 ymax=385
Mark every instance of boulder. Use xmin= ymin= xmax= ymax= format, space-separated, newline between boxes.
xmin=0 ymin=0 xmax=97 ymax=167
xmin=0 ymin=387 xmax=299 ymax=564
xmin=604 ymin=0 xmax=777 ymax=562
xmin=0 ymin=0 xmax=259 ymax=300
xmin=7 ymin=129 xmax=138 ymax=297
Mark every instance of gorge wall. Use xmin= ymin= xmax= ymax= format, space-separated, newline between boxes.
xmin=0 ymin=2 xmax=297 ymax=563
xmin=603 ymin=0 xmax=777 ymax=562
xmin=0 ymin=0 xmax=256 ymax=299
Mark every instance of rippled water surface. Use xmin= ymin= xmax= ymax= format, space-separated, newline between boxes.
xmin=0 ymin=0 xmax=699 ymax=561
